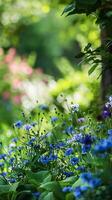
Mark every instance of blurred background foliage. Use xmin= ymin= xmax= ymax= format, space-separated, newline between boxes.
xmin=0 ymin=0 xmax=100 ymax=138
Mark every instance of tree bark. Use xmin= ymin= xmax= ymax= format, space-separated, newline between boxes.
xmin=100 ymin=19 xmax=112 ymax=101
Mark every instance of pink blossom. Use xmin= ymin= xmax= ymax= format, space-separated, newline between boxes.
xmin=12 ymin=95 xmax=21 ymax=104
xmin=2 ymin=91 xmax=10 ymax=100
xmin=4 ymin=48 xmax=16 ymax=63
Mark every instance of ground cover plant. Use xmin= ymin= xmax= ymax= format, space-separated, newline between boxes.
xmin=0 ymin=95 xmax=112 ymax=200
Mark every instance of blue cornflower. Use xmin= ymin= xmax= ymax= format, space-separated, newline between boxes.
xmin=8 ymin=178 xmax=16 ymax=183
xmin=24 ymin=124 xmax=32 ymax=131
xmin=39 ymin=155 xmax=49 ymax=164
xmin=63 ymin=171 xmax=74 ymax=177
xmin=0 ymin=154 xmax=7 ymax=160
xmin=73 ymin=186 xmax=88 ymax=198
xmin=23 ymin=160 xmax=29 ymax=165
xmin=9 ymin=157 xmax=15 ymax=164
xmin=32 ymin=192 xmax=41 ymax=199
xmin=0 ymin=162 xmax=4 ymax=167
xmin=65 ymin=148 xmax=73 ymax=156
xmin=14 ymin=121 xmax=23 ymax=128
xmin=102 ymin=108 xmax=111 ymax=118
xmin=51 ymin=116 xmax=58 ymax=123
xmin=71 ymin=104 xmax=79 ymax=112
xmin=56 ymin=142 xmax=65 ymax=149
xmin=66 ymin=125 xmax=75 ymax=134
xmin=62 ymin=186 xmax=72 ymax=193
xmin=74 ymin=133 xmax=83 ymax=142
xmin=77 ymin=117 xmax=85 ymax=123
xmin=73 ymin=186 xmax=81 ymax=198
xmin=76 ymin=166 xmax=85 ymax=172
xmin=80 ymin=172 xmax=92 ymax=182
xmin=89 ymin=177 xmax=101 ymax=188
xmin=80 ymin=172 xmax=101 ymax=188
xmin=28 ymin=137 xmax=36 ymax=145
xmin=49 ymin=154 xmax=58 ymax=161
xmin=70 ymin=157 xmax=79 ymax=165
xmin=81 ymin=144 xmax=91 ymax=154
xmin=108 ymin=129 xmax=112 ymax=136
xmin=81 ymin=134 xmax=93 ymax=145
xmin=11 ymin=137 xmax=18 ymax=143
xmin=39 ymin=104 xmax=48 ymax=110
xmin=94 ymin=138 xmax=112 ymax=153
xmin=0 ymin=172 xmax=7 ymax=177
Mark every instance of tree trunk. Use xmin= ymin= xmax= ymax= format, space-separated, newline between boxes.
xmin=100 ymin=4 xmax=112 ymax=101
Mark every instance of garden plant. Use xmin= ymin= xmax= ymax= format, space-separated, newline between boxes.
xmin=0 ymin=95 xmax=112 ymax=200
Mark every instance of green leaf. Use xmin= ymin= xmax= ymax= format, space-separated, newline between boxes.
xmin=88 ymin=64 xmax=98 ymax=75
xmin=61 ymin=4 xmax=75 ymax=16
xmin=40 ymin=192 xmax=54 ymax=200
xmin=9 ymin=182 xmax=19 ymax=192
xmin=65 ymin=193 xmax=74 ymax=200
xmin=40 ymin=181 xmax=59 ymax=191
xmin=26 ymin=171 xmax=50 ymax=186
xmin=84 ymin=43 xmax=92 ymax=51
xmin=72 ymin=178 xmax=89 ymax=188
xmin=0 ymin=176 xmax=8 ymax=185
xmin=0 ymin=185 xmax=10 ymax=194
xmin=60 ymin=176 xmax=78 ymax=187
xmin=43 ymin=175 xmax=52 ymax=183
xmin=66 ymin=9 xmax=77 ymax=17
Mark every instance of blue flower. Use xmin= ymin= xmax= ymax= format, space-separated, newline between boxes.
xmin=39 ymin=104 xmax=48 ymax=110
xmin=94 ymin=138 xmax=112 ymax=153
xmin=81 ymin=144 xmax=91 ymax=154
xmin=108 ymin=129 xmax=112 ymax=136
xmin=80 ymin=172 xmax=101 ymax=188
xmin=0 ymin=162 xmax=4 ymax=167
xmin=77 ymin=118 xmax=85 ymax=123
xmin=51 ymin=116 xmax=58 ymax=123
xmin=102 ymin=108 xmax=111 ymax=118
xmin=28 ymin=137 xmax=36 ymax=145
xmin=0 ymin=172 xmax=7 ymax=177
xmin=66 ymin=126 xmax=75 ymax=134
xmin=14 ymin=120 xmax=23 ymax=128
xmin=76 ymin=166 xmax=85 ymax=172
xmin=0 ymin=154 xmax=7 ymax=160
xmin=11 ymin=137 xmax=18 ymax=143
xmin=81 ymin=134 xmax=93 ymax=145
xmin=63 ymin=171 xmax=74 ymax=177
xmin=49 ymin=154 xmax=58 ymax=161
xmin=24 ymin=124 xmax=32 ymax=131
xmin=80 ymin=172 xmax=92 ymax=182
xmin=65 ymin=148 xmax=73 ymax=156
xmin=39 ymin=155 xmax=49 ymax=164
xmin=73 ymin=186 xmax=82 ymax=198
xmin=32 ymin=192 xmax=41 ymax=199
xmin=73 ymin=186 xmax=88 ymax=198
xmin=8 ymin=178 xmax=16 ymax=183
xmin=71 ymin=104 xmax=79 ymax=112
xmin=89 ymin=177 xmax=101 ymax=188
xmin=70 ymin=157 xmax=79 ymax=165
xmin=62 ymin=186 xmax=72 ymax=192
xmin=9 ymin=157 xmax=15 ymax=164
xmin=23 ymin=159 xmax=29 ymax=165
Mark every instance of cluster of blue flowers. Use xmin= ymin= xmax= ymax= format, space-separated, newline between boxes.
xmin=0 ymin=98 xmax=112 ymax=199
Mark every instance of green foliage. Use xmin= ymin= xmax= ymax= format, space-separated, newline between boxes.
xmin=62 ymin=0 xmax=112 ymax=76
